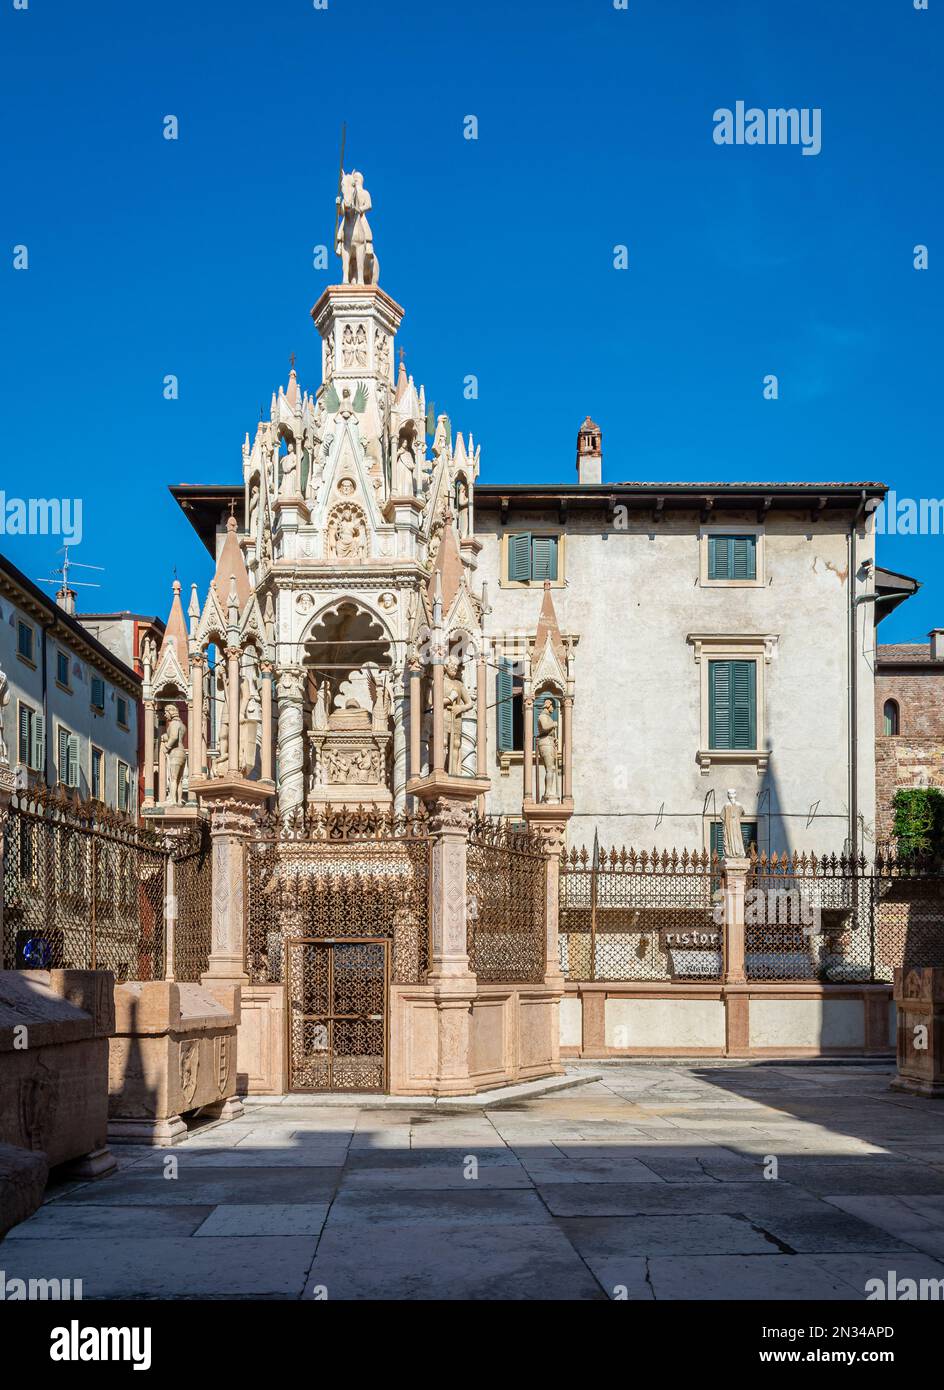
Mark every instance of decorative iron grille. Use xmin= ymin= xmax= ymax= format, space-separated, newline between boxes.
xmin=466 ymin=816 xmax=546 ymax=984
xmin=1 ymin=788 xmax=165 ymax=980
xmin=747 ymin=849 xmax=944 ymax=982
xmin=559 ymin=846 xmax=720 ymax=982
xmin=246 ymin=804 xmax=430 ymax=985
xmin=172 ymin=822 xmax=212 ymax=982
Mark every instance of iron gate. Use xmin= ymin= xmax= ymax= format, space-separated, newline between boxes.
xmin=286 ymin=937 xmax=388 ymax=1092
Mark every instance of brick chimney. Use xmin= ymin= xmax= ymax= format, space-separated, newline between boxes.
xmin=56 ymin=585 xmax=77 ymax=617
xmin=576 ymin=416 xmax=602 ymax=485
xmin=930 ymin=629 xmax=944 ymax=662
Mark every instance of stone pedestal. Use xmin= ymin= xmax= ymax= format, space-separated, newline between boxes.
xmin=523 ymin=800 xmax=572 ymax=1080
xmin=891 ymin=967 xmax=944 ymax=1097
xmin=408 ymin=771 xmax=487 ymax=1095
xmin=108 ymin=980 xmax=242 ymax=1144
xmin=722 ymin=856 xmax=749 ymax=985
xmin=0 ymin=969 xmax=116 ymax=1181
xmin=0 ymin=1142 xmax=48 ymax=1238
xmin=191 ymin=777 xmax=272 ymax=995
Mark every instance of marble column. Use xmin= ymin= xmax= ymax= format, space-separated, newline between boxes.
xmin=260 ymin=663 xmax=274 ymax=783
xmin=189 ymin=657 xmax=204 ymax=789
xmin=226 ymin=647 xmax=240 ymax=778
xmin=392 ymin=674 xmax=407 ymax=814
xmin=201 ymin=798 xmax=255 ymax=988
xmin=562 ymin=694 xmax=573 ymax=801
xmin=276 ymin=668 xmax=306 ymax=819
xmin=408 ymin=663 xmax=422 ymax=782
xmin=523 ymin=695 xmax=534 ymax=806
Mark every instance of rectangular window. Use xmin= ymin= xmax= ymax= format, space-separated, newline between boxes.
xmin=18 ymin=703 xmax=44 ymax=772
xmin=117 ymin=696 xmax=129 ymax=729
xmin=17 ymin=620 xmax=34 ymax=663
xmin=708 ymin=659 xmax=757 ymax=750
xmin=56 ymin=650 xmax=71 ymax=688
xmin=117 ymin=760 xmax=131 ymax=813
xmin=496 ymin=660 xmax=524 ymax=752
xmin=91 ymin=676 xmax=105 ymax=710
xmin=91 ymin=747 xmax=103 ymax=801
xmin=507 ymin=533 xmax=559 ymax=583
xmin=57 ymin=727 xmax=79 ymax=787
xmin=707 ymin=534 xmax=757 ymax=581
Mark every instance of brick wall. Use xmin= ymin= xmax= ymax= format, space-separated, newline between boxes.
xmin=874 ymin=663 xmax=944 ymax=843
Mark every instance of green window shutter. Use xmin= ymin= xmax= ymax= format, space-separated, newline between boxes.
xmin=531 ymin=536 xmax=558 ymax=582
xmin=58 ymin=728 xmax=69 ymax=781
xmin=708 ymin=661 xmax=731 ymax=748
xmin=732 ymin=536 xmax=756 ymax=580
xmin=731 ymin=660 xmax=756 ymax=749
xmin=32 ymin=713 xmax=45 ymax=772
xmin=508 ymin=533 xmax=531 ymax=582
xmin=707 ymin=536 xmax=728 ymax=580
xmin=709 ymin=660 xmax=756 ymax=749
xmin=497 ymin=662 xmax=514 ymax=751
xmin=68 ymin=734 xmax=79 ymax=788
xmin=708 ymin=535 xmax=756 ymax=580
xmin=19 ymin=706 xmax=30 ymax=764
xmin=91 ymin=676 xmax=105 ymax=709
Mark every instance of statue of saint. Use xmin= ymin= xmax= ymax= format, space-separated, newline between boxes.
xmin=722 ymin=788 xmax=746 ymax=858
xmin=248 ymin=483 xmax=260 ymax=537
xmin=215 ymin=685 xmax=230 ymax=776
xmin=161 ymin=704 xmax=188 ymax=805
xmin=335 ymin=170 xmax=379 ymax=286
xmin=280 ymin=444 xmax=298 ymax=498
xmin=239 ymin=676 xmax=261 ymax=776
xmin=536 ymin=698 xmax=560 ymax=802
xmin=443 ymin=658 xmax=474 ymax=776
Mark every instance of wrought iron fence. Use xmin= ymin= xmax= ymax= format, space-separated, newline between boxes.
xmin=466 ymin=816 xmax=546 ymax=984
xmin=172 ymin=822 xmax=213 ymax=982
xmin=1 ymin=788 xmax=166 ymax=980
xmin=246 ymin=804 xmax=430 ymax=986
xmin=747 ymin=849 xmax=944 ymax=983
xmin=559 ymin=846 xmax=720 ymax=982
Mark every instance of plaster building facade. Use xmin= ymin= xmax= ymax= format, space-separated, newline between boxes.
xmin=0 ymin=553 xmax=141 ymax=814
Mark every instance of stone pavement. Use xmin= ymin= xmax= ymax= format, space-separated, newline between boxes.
xmin=6 ymin=1061 xmax=944 ymax=1300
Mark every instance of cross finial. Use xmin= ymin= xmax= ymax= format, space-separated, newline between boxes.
xmin=228 ymin=497 xmax=237 ymax=518
xmin=399 ymin=346 xmax=405 ymax=365
xmin=289 ymin=351 xmax=296 ymax=372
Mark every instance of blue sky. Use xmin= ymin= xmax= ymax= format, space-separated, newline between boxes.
xmin=1 ymin=0 xmax=940 ymax=641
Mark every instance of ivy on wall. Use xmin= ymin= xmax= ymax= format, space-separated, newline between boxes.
xmin=892 ymin=787 xmax=944 ymax=860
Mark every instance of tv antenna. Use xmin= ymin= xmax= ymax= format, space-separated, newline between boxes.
xmin=35 ymin=545 xmax=105 ymax=594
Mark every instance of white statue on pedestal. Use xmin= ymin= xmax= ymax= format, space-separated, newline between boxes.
xmin=161 ymin=705 xmax=188 ymax=805
xmin=536 ymin=698 xmax=560 ymax=802
xmin=722 ymin=788 xmax=746 ymax=858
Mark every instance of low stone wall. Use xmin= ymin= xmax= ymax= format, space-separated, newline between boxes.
xmin=561 ymin=981 xmax=895 ymax=1058
xmin=891 ymin=966 xmax=944 ymax=1097
xmin=108 ymin=980 xmax=242 ymax=1144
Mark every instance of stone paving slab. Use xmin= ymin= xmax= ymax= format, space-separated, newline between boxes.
xmin=304 ymin=1220 xmax=605 ymax=1300
xmin=12 ymin=1059 xmax=944 ymax=1300
xmin=0 ymin=1236 xmax=320 ymax=1299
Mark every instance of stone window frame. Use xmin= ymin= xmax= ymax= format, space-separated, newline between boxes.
xmin=687 ymin=632 xmax=779 ymax=774
xmin=16 ymin=617 xmax=36 ymax=668
xmin=882 ymin=698 xmax=900 ymax=737
xmin=90 ymin=743 xmax=105 ymax=802
xmin=55 ymin=647 xmax=72 ymax=692
xmin=698 ymin=523 xmax=765 ymax=589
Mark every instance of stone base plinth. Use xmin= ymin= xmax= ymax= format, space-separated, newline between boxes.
xmin=108 ymin=980 xmax=241 ymax=1145
xmin=892 ymin=967 xmax=944 ymax=1098
xmin=0 ymin=970 xmax=116 ymax=1180
xmin=561 ymin=981 xmax=895 ymax=1059
xmin=0 ymin=1142 xmax=49 ymax=1238
xmin=390 ymin=980 xmax=563 ymax=1096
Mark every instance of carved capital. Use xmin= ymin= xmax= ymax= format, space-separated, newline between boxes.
xmin=425 ymin=796 xmax=473 ymax=835
xmin=209 ymin=798 xmax=259 ymax=838
xmin=276 ymin=667 xmax=306 ymax=702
